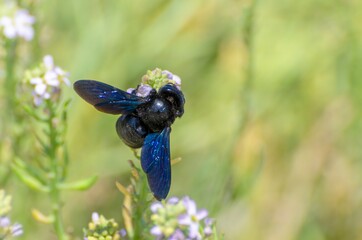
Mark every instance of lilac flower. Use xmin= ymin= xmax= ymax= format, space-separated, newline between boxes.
xmin=135 ymin=84 xmax=153 ymax=97
xmin=26 ymin=55 xmax=70 ymax=106
xmin=0 ymin=217 xmax=10 ymax=228
xmin=91 ymin=212 xmax=100 ymax=223
xmin=11 ymin=223 xmax=23 ymax=236
xmin=150 ymin=225 xmax=163 ymax=236
xmin=149 ymin=196 xmax=215 ymax=239
xmin=203 ymin=218 xmax=213 ymax=236
xmin=142 ymin=68 xmax=182 ymax=91
xmin=178 ymin=197 xmax=208 ymax=239
xmin=43 ymin=55 xmax=70 ymax=86
xmin=167 ymin=197 xmax=180 ymax=205
xmin=127 ymin=84 xmax=153 ymax=97
xmin=0 ymin=9 xmax=35 ymax=41
xmin=83 ymin=212 xmax=120 ymax=240
xmin=168 ymin=229 xmax=185 ymax=240
xmin=119 ymin=228 xmax=127 ymax=237
xmin=126 ymin=88 xmax=135 ymax=94
xmin=150 ymin=202 xmax=163 ymax=213
xmin=162 ymin=70 xmax=181 ymax=89
xmin=162 ymin=70 xmax=173 ymax=80
xmin=149 ymin=197 xmax=186 ymax=239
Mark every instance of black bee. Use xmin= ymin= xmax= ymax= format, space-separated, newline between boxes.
xmin=73 ymin=80 xmax=185 ymax=200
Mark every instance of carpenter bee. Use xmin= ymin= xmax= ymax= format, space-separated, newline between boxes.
xmin=73 ymin=80 xmax=185 ymax=200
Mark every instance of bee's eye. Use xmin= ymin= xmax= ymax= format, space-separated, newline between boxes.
xmin=159 ymin=84 xmax=185 ymax=117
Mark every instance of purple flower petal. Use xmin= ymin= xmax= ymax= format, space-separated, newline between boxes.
xmin=34 ymin=83 xmax=47 ymax=95
xmin=44 ymin=71 xmax=60 ymax=86
xmin=162 ymin=70 xmax=173 ymax=80
xmin=136 ymin=84 xmax=152 ymax=97
xmin=43 ymin=92 xmax=51 ymax=99
xmin=30 ymin=77 xmax=42 ymax=85
xmin=11 ymin=223 xmax=23 ymax=236
xmin=3 ymin=23 xmax=17 ymax=39
xmin=196 ymin=209 xmax=208 ymax=220
xmin=150 ymin=202 xmax=162 ymax=213
xmin=63 ymin=77 xmax=71 ymax=86
xmin=204 ymin=226 xmax=212 ymax=236
xmin=0 ymin=217 xmax=10 ymax=227
xmin=172 ymin=75 xmax=181 ymax=86
xmin=168 ymin=229 xmax=185 ymax=240
xmin=188 ymin=222 xmax=201 ymax=239
xmin=54 ymin=66 xmax=65 ymax=75
xmin=204 ymin=218 xmax=213 ymax=226
xmin=178 ymin=214 xmax=192 ymax=225
xmin=126 ymin=88 xmax=135 ymax=94
xmin=33 ymin=95 xmax=43 ymax=106
xmin=150 ymin=226 xmax=163 ymax=236
xmin=91 ymin=212 xmax=99 ymax=222
xmin=167 ymin=197 xmax=179 ymax=205
xmin=182 ymin=196 xmax=197 ymax=215
xmin=119 ymin=228 xmax=127 ymax=237
xmin=43 ymin=55 xmax=54 ymax=69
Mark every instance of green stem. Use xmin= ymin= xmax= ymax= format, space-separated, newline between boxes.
xmin=0 ymin=40 xmax=17 ymax=187
xmin=4 ymin=39 xmax=18 ymax=111
xmin=132 ymin=161 xmax=149 ymax=240
xmin=133 ymin=179 xmax=149 ymax=239
xmin=51 ymin=189 xmax=67 ymax=240
xmin=46 ymin=100 xmax=68 ymax=240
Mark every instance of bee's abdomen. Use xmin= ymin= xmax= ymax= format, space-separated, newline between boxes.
xmin=116 ymin=114 xmax=149 ymax=148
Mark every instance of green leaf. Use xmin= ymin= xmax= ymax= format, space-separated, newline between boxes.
xmin=61 ymin=145 xmax=70 ymax=180
xmin=34 ymin=133 xmax=50 ymax=156
xmin=61 ymin=99 xmax=71 ymax=128
xmin=11 ymin=163 xmax=49 ymax=193
xmin=58 ymin=175 xmax=98 ymax=191
xmin=62 ymin=99 xmax=72 ymax=116
xmin=22 ymin=104 xmax=46 ymax=122
xmin=13 ymin=157 xmax=47 ymax=184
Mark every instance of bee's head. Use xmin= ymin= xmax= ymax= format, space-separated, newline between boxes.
xmin=158 ymin=84 xmax=185 ymax=118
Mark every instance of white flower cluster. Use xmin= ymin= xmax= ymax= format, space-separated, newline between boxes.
xmin=128 ymin=69 xmax=182 ymax=97
xmin=150 ymin=196 xmax=214 ymax=240
xmin=83 ymin=212 xmax=121 ymax=240
xmin=27 ymin=55 xmax=70 ymax=106
xmin=0 ymin=8 xmax=35 ymax=41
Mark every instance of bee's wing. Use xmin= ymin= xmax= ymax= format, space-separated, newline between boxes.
xmin=74 ymin=80 xmax=146 ymax=114
xmin=141 ymin=127 xmax=171 ymax=200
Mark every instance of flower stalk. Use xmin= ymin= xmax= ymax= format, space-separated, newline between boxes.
xmin=0 ymin=4 xmax=36 ymax=187
xmin=12 ymin=56 xmax=97 ymax=239
xmin=116 ymin=160 xmax=151 ymax=239
xmin=46 ymin=100 xmax=67 ymax=240
xmin=0 ymin=37 xmax=18 ymax=189
xmin=4 ymin=39 xmax=17 ymax=111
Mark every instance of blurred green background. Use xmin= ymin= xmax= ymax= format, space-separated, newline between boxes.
xmin=3 ymin=0 xmax=362 ymax=239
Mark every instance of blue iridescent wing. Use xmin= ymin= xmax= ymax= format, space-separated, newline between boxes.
xmin=74 ymin=80 xmax=146 ymax=114
xmin=141 ymin=127 xmax=171 ymax=200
